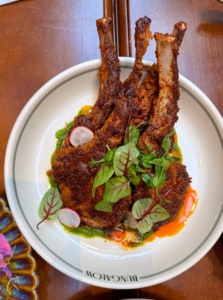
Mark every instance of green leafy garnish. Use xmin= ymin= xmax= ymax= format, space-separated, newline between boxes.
xmin=113 ymin=142 xmax=139 ymax=176
xmin=132 ymin=198 xmax=170 ymax=233
xmin=37 ymin=187 xmax=63 ymax=229
xmin=129 ymin=124 xmax=140 ymax=145
xmin=103 ymin=176 xmax=131 ymax=203
xmin=161 ymin=130 xmax=174 ymax=153
xmin=92 ymin=164 xmax=114 ymax=197
xmin=89 ymin=125 xmax=179 ymax=218
xmin=95 ymin=200 xmax=113 ymax=212
xmin=103 ymin=147 xmax=117 ymax=163
xmin=127 ymin=164 xmax=140 ymax=186
xmin=150 ymin=165 xmax=166 ymax=188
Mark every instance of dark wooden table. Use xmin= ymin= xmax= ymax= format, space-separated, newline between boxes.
xmin=1 ymin=1 xmax=223 ymax=299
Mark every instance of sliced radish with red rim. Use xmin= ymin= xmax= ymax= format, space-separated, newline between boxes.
xmin=58 ymin=208 xmax=81 ymax=228
xmin=69 ymin=126 xmax=94 ymax=147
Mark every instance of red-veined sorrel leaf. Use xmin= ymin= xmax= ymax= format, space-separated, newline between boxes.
xmin=149 ymin=205 xmax=170 ymax=223
xmin=103 ymin=176 xmax=131 ymax=203
xmin=114 ymin=142 xmax=139 ymax=176
xmin=92 ymin=164 xmax=114 ymax=197
xmin=132 ymin=198 xmax=170 ymax=233
xmin=137 ymin=216 xmax=154 ymax=233
xmin=37 ymin=187 xmax=63 ymax=229
xmin=132 ymin=198 xmax=153 ymax=220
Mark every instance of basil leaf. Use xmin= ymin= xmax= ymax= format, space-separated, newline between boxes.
xmin=103 ymin=176 xmax=131 ymax=203
xmin=37 ymin=188 xmax=63 ymax=229
xmin=129 ymin=125 xmax=140 ymax=145
xmin=95 ymin=200 xmax=112 ymax=212
xmin=92 ymin=164 xmax=114 ymax=197
xmin=114 ymin=142 xmax=139 ymax=176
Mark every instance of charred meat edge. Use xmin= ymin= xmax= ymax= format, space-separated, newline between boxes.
xmin=51 ymin=17 xmax=152 ymax=229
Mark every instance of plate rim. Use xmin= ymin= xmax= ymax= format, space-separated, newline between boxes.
xmin=4 ymin=57 xmax=223 ymax=289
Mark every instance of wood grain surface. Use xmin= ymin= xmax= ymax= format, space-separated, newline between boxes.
xmin=0 ymin=1 xmax=222 ymax=299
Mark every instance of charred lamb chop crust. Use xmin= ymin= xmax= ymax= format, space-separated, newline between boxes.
xmin=138 ymin=21 xmax=187 ymax=156
xmin=52 ymin=17 xmax=152 ymax=228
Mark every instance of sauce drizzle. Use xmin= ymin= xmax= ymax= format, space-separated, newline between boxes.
xmin=146 ymin=186 xmax=197 ymax=242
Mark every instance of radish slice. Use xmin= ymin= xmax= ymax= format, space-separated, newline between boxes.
xmin=69 ymin=126 xmax=94 ymax=147
xmin=58 ymin=208 xmax=81 ymax=228
xmin=125 ymin=211 xmax=138 ymax=229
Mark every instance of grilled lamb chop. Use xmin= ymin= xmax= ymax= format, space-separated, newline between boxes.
xmin=52 ymin=17 xmax=152 ymax=228
xmin=133 ymin=22 xmax=189 ymax=231
xmin=132 ymin=63 xmax=159 ymax=125
xmin=138 ymin=21 xmax=187 ymax=156
xmin=73 ymin=17 xmax=120 ymax=133
xmin=132 ymin=162 xmax=191 ymax=232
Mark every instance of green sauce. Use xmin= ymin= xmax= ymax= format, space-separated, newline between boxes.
xmin=66 ymin=225 xmax=109 ymax=239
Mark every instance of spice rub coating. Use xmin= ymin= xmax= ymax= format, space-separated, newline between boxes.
xmin=51 ymin=17 xmax=152 ymax=228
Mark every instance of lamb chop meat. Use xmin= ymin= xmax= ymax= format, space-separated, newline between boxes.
xmin=51 ymin=17 xmax=152 ymax=228
xmin=132 ymin=63 xmax=159 ymax=125
xmin=73 ymin=17 xmax=121 ymax=132
xmin=138 ymin=21 xmax=187 ymax=156
xmin=132 ymin=162 xmax=191 ymax=232
xmin=62 ymin=17 xmax=120 ymax=148
xmin=132 ymin=22 xmax=189 ymax=231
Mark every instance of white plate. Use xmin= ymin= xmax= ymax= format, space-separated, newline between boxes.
xmin=4 ymin=58 xmax=223 ymax=289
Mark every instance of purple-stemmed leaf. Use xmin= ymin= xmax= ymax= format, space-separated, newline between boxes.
xmin=132 ymin=198 xmax=153 ymax=220
xmin=103 ymin=176 xmax=131 ymax=203
xmin=132 ymin=198 xmax=170 ymax=233
xmin=37 ymin=187 xmax=63 ymax=229
xmin=114 ymin=142 xmax=139 ymax=177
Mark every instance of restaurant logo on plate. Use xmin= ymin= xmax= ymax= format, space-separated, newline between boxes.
xmin=85 ymin=270 xmax=138 ymax=282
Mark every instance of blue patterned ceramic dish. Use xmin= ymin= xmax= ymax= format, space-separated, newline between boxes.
xmin=0 ymin=198 xmax=39 ymax=300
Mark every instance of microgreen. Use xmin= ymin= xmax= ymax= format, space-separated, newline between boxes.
xmin=127 ymin=164 xmax=140 ymax=186
xmin=142 ymin=172 xmax=152 ymax=186
xmin=128 ymin=124 xmax=140 ymax=145
xmin=161 ymin=129 xmax=174 ymax=153
xmin=37 ymin=187 xmax=63 ymax=229
xmin=90 ymin=125 xmax=181 ymax=216
xmin=103 ymin=176 xmax=131 ymax=203
xmin=103 ymin=148 xmax=117 ymax=164
xmin=94 ymin=200 xmax=113 ymax=212
xmin=132 ymin=198 xmax=170 ymax=233
xmin=113 ymin=142 xmax=139 ymax=177
xmin=150 ymin=165 xmax=166 ymax=188
xmin=92 ymin=164 xmax=114 ymax=197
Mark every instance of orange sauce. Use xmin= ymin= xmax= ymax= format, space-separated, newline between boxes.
xmin=81 ymin=105 xmax=93 ymax=115
xmin=112 ymin=230 xmax=127 ymax=242
xmin=146 ymin=186 xmax=198 ymax=242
